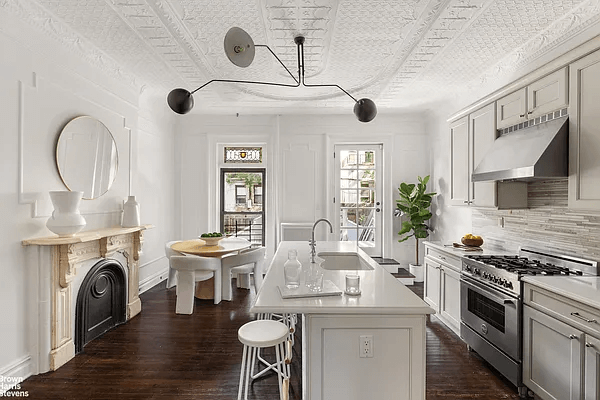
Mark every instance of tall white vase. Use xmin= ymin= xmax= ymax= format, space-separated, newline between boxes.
xmin=122 ymin=195 xmax=141 ymax=227
xmin=46 ymin=191 xmax=86 ymax=237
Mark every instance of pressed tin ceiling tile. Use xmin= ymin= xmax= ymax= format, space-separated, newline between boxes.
xmin=7 ymin=0 xmax=600 ymax=113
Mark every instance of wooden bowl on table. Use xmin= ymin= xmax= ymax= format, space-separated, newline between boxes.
xmin=461 ymin=237 xmax=483 ymax=247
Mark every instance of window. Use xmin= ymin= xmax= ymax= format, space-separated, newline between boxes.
xmin=224 ymin=146 xmax=262 ymax=163
xmin=253 ymin=185 xmax=262 ymax=204
xmin=235 ymin=185 xmax=246 ymax=204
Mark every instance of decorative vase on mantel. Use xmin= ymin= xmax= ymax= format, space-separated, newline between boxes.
xmin=46 ymin=190 xmax=87 ymax=237
xmin=121 ymin=195 xmax=141 ymax=227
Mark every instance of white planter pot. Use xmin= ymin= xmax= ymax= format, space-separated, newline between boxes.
xmin=46 ymin=191 xmax=86 ymax=237
xmin=409 ymin=263 xmax=424 ymax=283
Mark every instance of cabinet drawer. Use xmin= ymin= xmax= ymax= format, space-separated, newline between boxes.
xmin=524 ymin=283 xmax=600 ymax=337
xmin=424 ymin=246 xmax=461 ymax=271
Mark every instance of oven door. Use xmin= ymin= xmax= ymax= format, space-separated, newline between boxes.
xmin=460 ymin=275 xmax=520 ymax=361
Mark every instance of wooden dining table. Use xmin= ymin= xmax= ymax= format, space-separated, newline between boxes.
xmin=170 ymin=237 xmax=251 ymax=299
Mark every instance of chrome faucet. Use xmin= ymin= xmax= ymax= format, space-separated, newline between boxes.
xmin=309 ymin=218 xmax=333 ymax=263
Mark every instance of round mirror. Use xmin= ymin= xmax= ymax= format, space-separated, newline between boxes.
xmin=56 ymin=116 xmax=118 ymax=199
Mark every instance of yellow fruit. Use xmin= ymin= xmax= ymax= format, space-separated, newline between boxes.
xmin=475 ymin=235 xmax=482 ymax=240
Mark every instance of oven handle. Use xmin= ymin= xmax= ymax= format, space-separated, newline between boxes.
xmin=461 ymin=275 xmax=518 ymax=304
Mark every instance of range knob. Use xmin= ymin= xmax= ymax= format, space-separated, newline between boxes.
xmin=465 ymin=265 xmax=472 ymax=272
xmin=505 ymin=281 xmax=513 ymax=289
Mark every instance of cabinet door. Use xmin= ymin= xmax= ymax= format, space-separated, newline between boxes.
xmin=523 ymin=305 xmax=583 ymax=400
xmin=423 ymin=258 xmax=440 ymax=311
xmin=496 ymin=87 xmax=527 ymax=129
xmin=527 ymin=67 xmax=568 ymax=118
xmin=470 ymin=103 xmax=497 ymax=207
xmin=569 ymin=50 xmax=600 ymax=209
xmin=585 ymin=334 xmax=600 ymax=400
xmin=439 ymin=265 xmax=461 ymax=334
xmin=449 ymin=116 xmax=470 ymax=206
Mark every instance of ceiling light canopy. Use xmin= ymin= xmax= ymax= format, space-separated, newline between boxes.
xmin=167 ymin=27 xmax=377 ymax=122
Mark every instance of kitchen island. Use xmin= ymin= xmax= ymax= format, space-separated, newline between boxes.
xmin=251 ymin=241 xmax=434 ymax=400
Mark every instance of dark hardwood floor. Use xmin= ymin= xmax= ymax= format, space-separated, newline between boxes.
xmin=18 ymin=280 xmax=520 ymax=399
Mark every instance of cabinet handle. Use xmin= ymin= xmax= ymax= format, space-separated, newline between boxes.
xmin=571 ymin=312 xmax=597 ymax=324
xmin=528 ymin=111 xmax=534 ymax=114
xmin=586 ymin=342 xmax=594 ymax=348
xmin=569 ymin=334 xmax=578 ymax=340
xmin=519 ymin=114 xmax=525 ymax=118
xmin=439 ymin=256 xmax=446 ymax=261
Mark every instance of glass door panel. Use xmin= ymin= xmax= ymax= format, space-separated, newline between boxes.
xmin=335 ymin=146 xmax=382 ymax=256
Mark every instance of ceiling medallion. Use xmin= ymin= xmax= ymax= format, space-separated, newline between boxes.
xmin=167 ymin=27 xmax=377 ymax=122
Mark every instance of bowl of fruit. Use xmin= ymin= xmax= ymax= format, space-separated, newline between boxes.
xmin=199 ymin=232 xmax=224 ymax=246
xmin=461 ymin=233 xmax=483 ymax=247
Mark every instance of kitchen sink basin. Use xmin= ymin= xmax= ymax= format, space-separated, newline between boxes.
xmin=317 ymin=252 xmax=374 ymax=270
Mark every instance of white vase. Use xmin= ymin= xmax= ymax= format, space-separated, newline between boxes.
xmin=46 ymin=191 xmax=86 ymax=237
xmin=122 ymin=196 xmax=140 ymax=227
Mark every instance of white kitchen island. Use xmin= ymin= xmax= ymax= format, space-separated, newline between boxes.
xmin=251 ymin=241 xmax=434 ymax=400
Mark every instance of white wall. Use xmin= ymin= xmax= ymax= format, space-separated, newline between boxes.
xmin=175 ymin=112 xmax=430 ymax=265
xmin=0 ymin=12 xmax=175 ymax=379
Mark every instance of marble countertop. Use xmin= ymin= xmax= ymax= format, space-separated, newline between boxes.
xmin=424 ymin=241 xmax=512 ymax=257
xmin=251 ymin=241 xmax=434 ymax=315
xmin=522 ymin=275 xmax=600 ymax=310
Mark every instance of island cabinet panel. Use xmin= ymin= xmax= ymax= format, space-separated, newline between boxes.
xmin=569 ymin=49 xmax=600 ymax=209
xmin=305 ymin=314 xmax=426 ymax=400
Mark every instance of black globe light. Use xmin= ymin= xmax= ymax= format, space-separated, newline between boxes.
xmin=353 ymin=98 xmax=377 ymax=123
xmin=167 ymin=27 xmax=377 ymax=122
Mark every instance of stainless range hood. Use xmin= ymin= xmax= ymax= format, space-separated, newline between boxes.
xmin=472 ymin=116 xmax=568 ymax=182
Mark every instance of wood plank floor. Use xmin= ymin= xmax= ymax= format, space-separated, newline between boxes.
xmin=18 ymin=281 xmax=521 ymax=399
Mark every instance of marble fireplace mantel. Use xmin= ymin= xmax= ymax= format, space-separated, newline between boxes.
xmin=22 ymin=225 xmax=153 ymax=372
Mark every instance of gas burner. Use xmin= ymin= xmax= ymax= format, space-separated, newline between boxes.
xmin=466 ymin=255 xmax=584 ymax=276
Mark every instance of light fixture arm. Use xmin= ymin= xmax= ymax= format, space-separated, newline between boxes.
xmin=167 ymin=27 xmax=377 ymax=122
xmin=295 ymin=39 xmax=358 ymax=103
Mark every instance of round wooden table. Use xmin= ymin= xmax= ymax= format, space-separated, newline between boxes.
xmin=171 ymin=238 xmax=251 ymax=300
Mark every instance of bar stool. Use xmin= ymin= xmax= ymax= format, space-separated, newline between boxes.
xmin=238 ymin=320 xmax=292 ymax=400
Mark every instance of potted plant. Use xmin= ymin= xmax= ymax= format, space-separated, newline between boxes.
xmin=396 ymin=175 xmax=436 ymax=282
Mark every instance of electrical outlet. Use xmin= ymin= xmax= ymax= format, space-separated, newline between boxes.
xmin=498 ymin=217 xmax=505 ymax=228
xmin=359 ymin=335 xmax=373 ymax=358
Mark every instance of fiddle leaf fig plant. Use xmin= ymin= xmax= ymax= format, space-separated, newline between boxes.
xmin=396 ymin=175 xmax=436 ymax=266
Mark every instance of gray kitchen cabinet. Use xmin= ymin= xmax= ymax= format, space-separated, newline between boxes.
xmin=424 ymin=244 xmax=461 ymax=335
xmin=496 ymin=88 xmax=527 ymax=129
xmin=585 ymin=334 xmax=600 ymax=400
xmin=449 ymin=116 xmax=470 ymax=206
xmin=523 ymin=281 xmax=600 ymax=400
xmin=523 ymin=304 xmax=583 ymax=400
xmin=450 ymin=103 xmax=527 ymax=208
xmin=496 ymin=68 xmax=568 ymax=129
xmin=568 ymin=49 xmax=600 ymax=209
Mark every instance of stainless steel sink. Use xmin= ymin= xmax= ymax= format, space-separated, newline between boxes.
xmin=317 ymin=252 xmax=374 ymax=270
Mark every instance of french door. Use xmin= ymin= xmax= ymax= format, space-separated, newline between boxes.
xmin=334 ymin=145 xmax=383 ymax=256
xmin=220 ymin=168 xmax=265 ymax=246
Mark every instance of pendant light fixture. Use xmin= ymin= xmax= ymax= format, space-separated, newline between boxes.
xmin=167 ymin=27 xmax=377 ymax=122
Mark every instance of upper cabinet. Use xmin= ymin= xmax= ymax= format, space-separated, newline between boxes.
xmin=449 ymin=116 xmax=470 ymax=206
xmin=497 ymin=67 xmax=568 ymax=129
xmin=449 ymin=103 xmax=527 ymax=209
xmin=568 ymin=50 xmax=600 ymax=209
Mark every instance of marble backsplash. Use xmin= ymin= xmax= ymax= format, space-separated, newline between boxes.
xmin=472 ymin=179 xmax=600 ymax=263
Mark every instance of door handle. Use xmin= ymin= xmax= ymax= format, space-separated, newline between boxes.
xmin=569 ymin=334 xmax=578 ymax=340
xmin=586 ymin=342 xmax=594 ymax=348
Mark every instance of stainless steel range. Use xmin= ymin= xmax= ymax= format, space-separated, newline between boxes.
xmin=460 ymin=248 xmax=597 ymax=398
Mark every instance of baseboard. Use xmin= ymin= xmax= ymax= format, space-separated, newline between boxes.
xmin=0 ymin=355 xmax=33 ymax=394
xmin=139 ymin=267 xmax=168 ymax=294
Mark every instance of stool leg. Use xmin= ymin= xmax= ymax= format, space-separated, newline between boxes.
xmin=244 ymin=346 xmax=252 ymax=400
xmin=238 ymin=345 xmax=248 ymax=400
xmin=275 ymin=341 xmax=285 ymax=400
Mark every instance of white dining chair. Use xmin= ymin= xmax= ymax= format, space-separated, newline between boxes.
xmin=170 ymin=255 xmax=222 ymax=314
xmin=221 ymin=247 xmax=266 ymax=301
xmin=165 ymin=240 xmax=182 ymax=289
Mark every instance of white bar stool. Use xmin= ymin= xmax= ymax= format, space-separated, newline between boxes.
xmin=238 ymin=320 xmax=292 ymax=400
